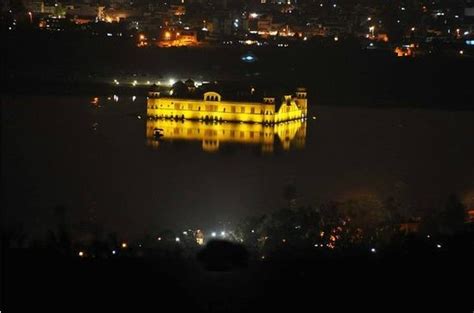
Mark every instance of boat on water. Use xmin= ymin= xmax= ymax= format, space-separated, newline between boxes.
xmin=153 ymin=128 xmax=164 ymax=139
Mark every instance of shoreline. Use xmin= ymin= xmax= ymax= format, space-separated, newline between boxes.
xmin=2 ymin=81 xmax=473 ymax=111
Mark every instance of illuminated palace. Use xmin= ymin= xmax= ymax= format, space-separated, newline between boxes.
xmin=147 ymin=80 xmax=308 ymax=124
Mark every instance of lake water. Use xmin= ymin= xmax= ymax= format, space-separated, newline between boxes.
xmin=2 ymin=95 xmax=473 ymax=237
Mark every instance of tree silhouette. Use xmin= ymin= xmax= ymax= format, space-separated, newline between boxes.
xmin=440 ymin=194 xmax=466 ymax=235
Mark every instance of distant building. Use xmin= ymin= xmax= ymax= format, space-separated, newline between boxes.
xmin=394 ymin=44 xmax=416 ymax=57
xmin=158 ymin=29 xmax=198 ymax=47
xmin=467 ymin=209 xmax=474 ymax=223
xmin=22 ymin=0 xmax=43 ymax=14
xmin=195 ymin=230 xmax=204 ymax=245
xmin=67 ymin=4 xmax=104 ymax=24
xmin=465 ymin=193 xmax=474 ymax=223
xmin=169 ymin=4 xmax=186 ymax=16
xmin=399 ymin=220 xmax=420 ymax=234
xmin=102 ymin=7 xmax=136 ymax=22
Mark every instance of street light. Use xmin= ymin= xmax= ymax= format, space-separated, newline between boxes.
xmin=369 ymin=26 xmax=375 ymax=37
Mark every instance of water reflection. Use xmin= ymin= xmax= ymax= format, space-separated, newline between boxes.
xmin=146 ymin=119 xmax=307 ymax=153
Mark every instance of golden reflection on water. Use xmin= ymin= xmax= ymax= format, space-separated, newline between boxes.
xmin=146 ymin=119 xmax=307 ymax=153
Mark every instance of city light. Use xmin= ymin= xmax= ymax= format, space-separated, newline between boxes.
xmin=211 ymin=232 xmax=217 ymax=237
xmin=369 ymin=25 xmax=375 ymax=33
xmin=121 ymin=242 xmax=127 ymax=248
xmin=241 ymin=54 xmax=256 ymax=62
xmin=78 ymin=251 xmax=84 ymax=257
xmin=175 ymin=237 xmax=180 ymax=242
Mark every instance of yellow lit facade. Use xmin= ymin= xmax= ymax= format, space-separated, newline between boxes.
xmin=146 ymin=119 xmax=306 ymax=153
xmin=157 ymin=30 xmax=198 ymax=47
xmin=147 ymin=88 xmax=308 ymax=124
